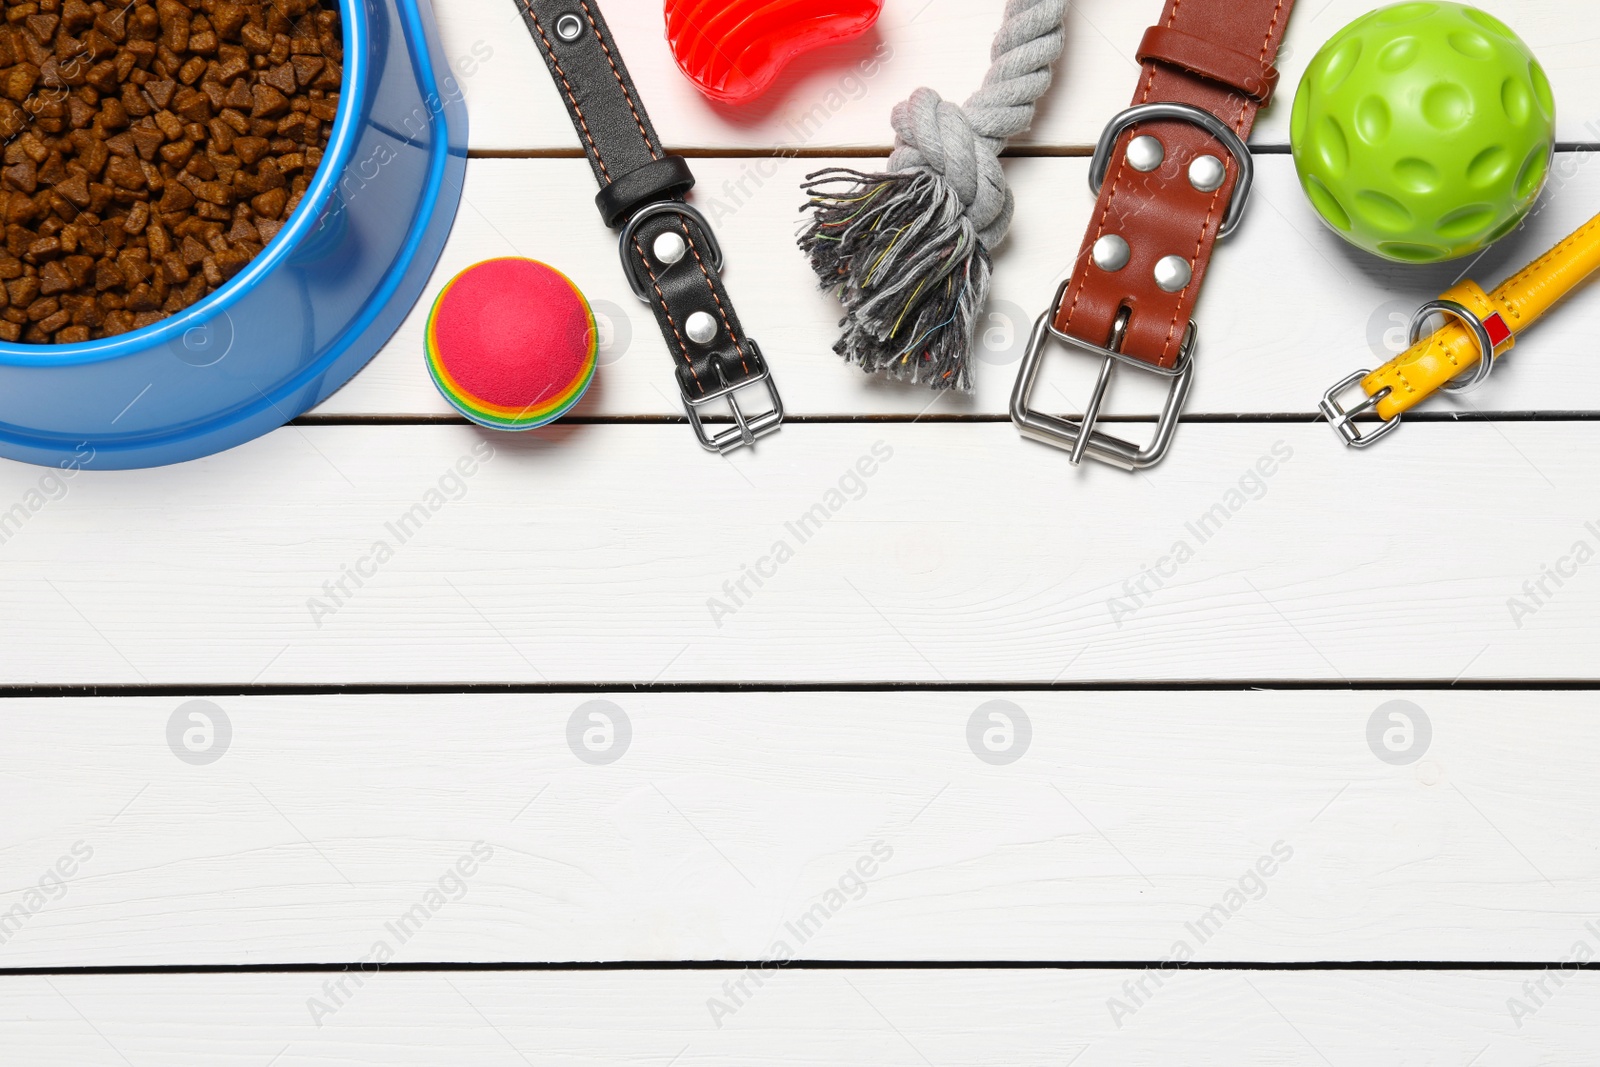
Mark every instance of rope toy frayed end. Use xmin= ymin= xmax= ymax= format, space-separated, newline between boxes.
xmin=798 ymin=167 xmax=990 ymax=392
xmin=795 ymin=0 xmax=1066 ymax=391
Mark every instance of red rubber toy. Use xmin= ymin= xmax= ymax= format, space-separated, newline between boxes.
xmin=665 ymin=0 xmax=884 ymax=106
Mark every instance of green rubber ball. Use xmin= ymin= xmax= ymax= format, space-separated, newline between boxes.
xmin=1290 ymin=2 xmax=1555 ymax=263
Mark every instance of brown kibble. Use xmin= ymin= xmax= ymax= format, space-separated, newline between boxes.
xmin=94 ymin=256 xmax=123 ymax=288
xmin=4 ymin=276 xmax=35 ymax=307
xmin=36 ymin=308 xmax=71 ymax=334
xmin=144 ymin=75 xmax=174 ymax=109
xmin=68 ymin=94 xmax=95 ymax=127
xmin=156 ymin=180 xmax=192 ymax=212
xmin=173 ymin=86 xmax=208 ymax=122
xmin=97 ymin=97 xmax=130 ymax=129
xmin=156 ymin=0 xmax=187 ymax=50
xmin=0 ymin=100 xmax=27 ymax=139
xmin=85 ymin=57 xmax=117 ymax=92
xmin=214 ymin=48 xmax=248 ymax=84
xmin=130 ymin=125 xmax=163 ymax=159
xmin=104 ymin=154 xmax=144 ymax=190
xmin=120 ymin=80 xmax=151 ymax=117
xmin=0 ymin=62 xmax=39 ymax=101
xmin=249 ymin=185 xmax=283 ymax=219
xmin=86 ymin=27 xmax=118 ymax=61
xmin=38 ymin=259 xmax=72 ymax=293
xmin=249 ymin=82 xmax=285 ymax=119
xmin=4 ymin=159 xmax=36 ymax=192
xmin=194 ymin=180 xmax=230 ymax=205
xmin=157 ymin=139 xmax=191 ymax=168
xmin=261 ymin=61 xmax=293 ymax=94
xmin=26 ymin=235 xmax=61 ymax=261
xmin=18 ymin=134 xmax=46 ymax=165
xmin=210 ymin=3 xmax=246 ymax=41
xmin=128 ymin=5 xmax=160 ymax=42
xmin=37 ymin=155 xmax=66 ymax=190
xmin=122 ymin=199 xmax=148 ymax=233
xmin=26 ymin=15 xmax=59 ymax=42
xmin=254 ymin=157 xmax=283 ymax=192
xmin=240 ymin=23 xmax=271 ymax=55
xmin=77 ymin=221 xmax=105 ymax=256
xmin=231 ymin=135 xmax=266 ymax=166
xmin=3 ymin=0 xmax=338 ymax=342
xmin=64 ymin=253 xmax=93 ymax=287
xmin=54 ymin=170 xmax=89 ymax=207
xmin=152 ymin=107 xmax=181 ymax=139
xmin=276 ymin=110 xmax=305 ymax=140
xmin=62 ymin=0 xmax=93 ymax=34
xmin=125 ymin=281 xmax=157 ymax=310
xmin=290 ymin=55 xmax=321 ymax=85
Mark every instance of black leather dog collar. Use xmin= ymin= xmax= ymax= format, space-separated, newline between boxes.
xmin=514 ymin=0 xmax=783 ymax=452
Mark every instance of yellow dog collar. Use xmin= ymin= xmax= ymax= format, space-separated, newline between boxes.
xmin=1321 ymin=210 xmax=1600 ymax=447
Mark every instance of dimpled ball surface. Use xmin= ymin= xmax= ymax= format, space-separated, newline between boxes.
xmin=1290 ymin=2 xmax=1555 ymax=263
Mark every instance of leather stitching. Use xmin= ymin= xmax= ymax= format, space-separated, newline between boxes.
xmin=578 ymin=0 xmax=661 ymax=164
xmin=676 ymin=216 xmax=750 ymax=371
xmin=1058 ymin=45 xmax=1160 ymax=339
xmin=521 ymin=1 xmax=612 ymax=180
xmin=523 ymin=0 xmax=755 ymax=393
xmin=1062 ymin=0 xmax=1290 ymax=366
xmin=632 ymin=233 xmax=702 ymax=386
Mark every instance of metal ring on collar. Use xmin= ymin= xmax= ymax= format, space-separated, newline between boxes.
xmin=618 ymin=201 xmax=724 ymax=302
xmin=1407 ymin=298 xmax=1496 ymax=394
xmin=1089 ymin=102 xmax=1254 ymax=239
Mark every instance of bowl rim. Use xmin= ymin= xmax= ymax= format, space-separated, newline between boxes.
xmin=0 ymin=0 xmax=368 ymax=367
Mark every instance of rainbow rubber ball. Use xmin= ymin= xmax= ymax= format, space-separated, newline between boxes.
xmin=425 ymin=258 xmax=597 ymax=430
xmin=1290 ymin=2 xmax=1555 ymax=263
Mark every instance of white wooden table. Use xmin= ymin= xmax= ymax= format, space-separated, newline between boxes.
xmin=4 ymin=0 xmax=1598 ymax=1061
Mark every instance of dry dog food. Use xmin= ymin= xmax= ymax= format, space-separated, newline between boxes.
xmin=0 ymin=0 xmax=342 ymax=343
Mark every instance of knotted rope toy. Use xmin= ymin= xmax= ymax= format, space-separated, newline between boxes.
xmin=798 ymin=0 xmax=1067 ymax=390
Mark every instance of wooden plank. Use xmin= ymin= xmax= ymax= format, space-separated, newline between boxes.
xmin=0 ymin=691 xmax=1594 ymax=967
xmin=438 ymin=0 xmax=1600 ymax=151
xmin=315 ymin=154 xmax=1600 ymax=418
xmin=0 ymin=420 xmax=1598 ymax=684
xmin=2 ymin=971 xmax=1594 ymax=1063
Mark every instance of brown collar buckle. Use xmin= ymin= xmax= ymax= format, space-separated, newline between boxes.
xmin=1011 ymin=281 xmax=1196 ymax=470
xmin=1010 ymin=101 xmax=1250 ymax=471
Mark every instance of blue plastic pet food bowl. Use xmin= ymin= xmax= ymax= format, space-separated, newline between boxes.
xmin=0 ymin=0 xmax=467 ymax=469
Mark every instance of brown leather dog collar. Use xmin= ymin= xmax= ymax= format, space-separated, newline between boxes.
xmin=1012 ymin=0 xmax=1295 ymax=470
